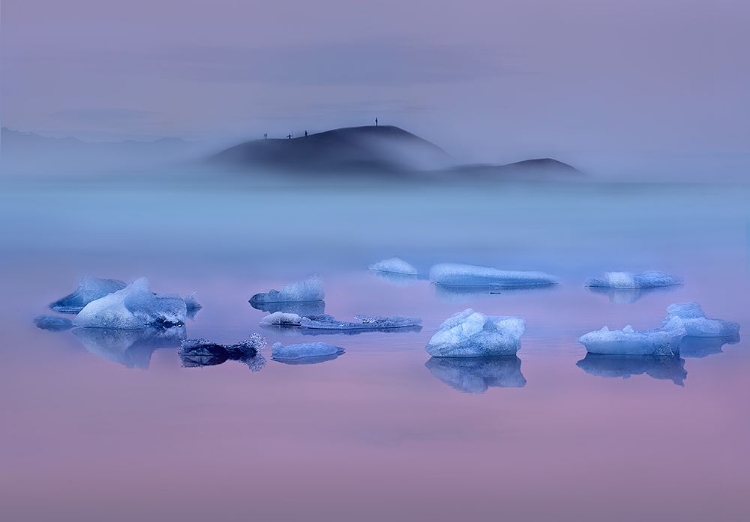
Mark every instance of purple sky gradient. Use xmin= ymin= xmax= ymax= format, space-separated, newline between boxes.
xmin=2 ymin=0 xmax=749 ymax=165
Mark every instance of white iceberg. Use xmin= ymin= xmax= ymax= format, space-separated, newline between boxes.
xmin=426 ymin=309 xmax=526 ymax=357
xmin=578 ymin=316 xmax=685 ymax=356
xmin=260 ymin=311 xmax=303 ymax=326
xmin=249 ymin=277 xmax=324 ymax=305
xmin=429 ymin=263 xmax=557 ymax=288
xmin=50 ymin=276 xmax=127 ymax=313
xmin=586 ymin=271 xmax=682 ymax=289
xmin=272 ymin=342 xmax=344 ymax=363
xmin=74 ymin=278 xmax=187 ymax=329
xmin=369 ymin=257 xmax=418 ymax=276
xmin=665 ymin=302 xmax=740 ymax=338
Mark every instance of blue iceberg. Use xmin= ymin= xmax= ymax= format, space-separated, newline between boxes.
xmin=74 ymin=278 xmax=187 ymax=329
xmin=665 ymin=302 xmax=740 ymax=338
xmin=585 ymin=271 xmax=682 ymax=289
xmin=430 ymin=263 xmax=557 ymax=288
xmin=578 ymin=316 xmax=685 ymax=356
xmin=426 ymin=309 xmax=525 ymax=357
xmin=271 ymin=342 xmax=344 ymax=364
xmin=425 ymin=356 xmax=526 ymax=393
xmin=249 ymin=277 xmax=324 ymax=306
xmin=50 ymin=276 xmax=127 ymax=313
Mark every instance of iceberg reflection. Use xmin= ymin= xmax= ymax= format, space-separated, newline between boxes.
xmin=679 ymin=334 xmax=740 ymax=358
xmin=179 ymin=335 xmax=266 ymax=371
xmin=434 ymin=283 xmax=557 ymax=303
xmin=249 ymin=300 xmax=326 ymax=316
xmin=72 ymin=326 xmax=186 ymax=369
xmin=425 ymin=356 xmax=527 ymax=394
xmin=586 ymin=285 xmax=678 ymax=304
xmin=576 ymin=353 xmax=687 ymax=386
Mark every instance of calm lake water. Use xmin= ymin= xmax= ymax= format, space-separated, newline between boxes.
xmin=1 ymin=176 xmax=749 ymax=522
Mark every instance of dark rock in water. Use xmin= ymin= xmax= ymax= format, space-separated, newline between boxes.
xmin=50 ymin=276 xmax=127 ymax=313
xmin=250 ymin=299 xmax=325 ymax=316
xmin=576 ymin=353 xmax=687 ymax=386
xmin=425 ymin=356 xmax=526 ymax=393
xmin=34 ymin=315 xmax=74 ymax=331
xmin=180 ymin=334 xmax=266 ymax=371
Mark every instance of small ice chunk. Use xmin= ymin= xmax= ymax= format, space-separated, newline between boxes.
xmin=179 ymin=334 xmax=266 ymax=370
xmin=299 ymin=314 xmax=422 ymax=331
xmin=426 ymin=309 xmax=526 ymax=357
xmin=578 ymin=316 xmax=685 ymax=356
xmin=665 ymin=302 xmax=740 ymax=338
xmin=272 ymin=342 xmax=344 ymax=363
xmin=429 ymin=263 xmax=557 ymax=288
xmin=576 ymin=353 xmax=687 ymax=386
xmin=586 ymin=271 xmax=682 ymax=289
xmin=369 ymin=257 xmax=418 ymax=276
xmin=260 ymin=312 xmax=302 ymax=326
xmin=249 ymin=277 xmax=324 ymax=305
xmin=50 ymin=276 xmax=127 ymax=313
xmin=74 ymin=278 xmax=187 ymax=329
xmin=425 ymin=356 xmax=526 ymax=393
xmin=34 ymin=315 xmax=74 ymax=331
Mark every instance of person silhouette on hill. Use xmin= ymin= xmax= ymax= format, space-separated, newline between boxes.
xmin=375 ymin=117 xmax=378 ymax=126
xmin=305 ymin=130 xmax=308 ymax=137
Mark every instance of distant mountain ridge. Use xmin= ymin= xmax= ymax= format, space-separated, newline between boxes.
xmin=212 ymin=125 xmax=579 ymax=177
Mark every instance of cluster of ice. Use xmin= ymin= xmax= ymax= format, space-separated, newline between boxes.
xmin=34 ymin=315 xmax=74 ymax=331
xmin=664 ymin=302 xmax=740 ymax=338
xmin=272 ymin=342 xmax=344 ymax=363
xmin=430 ymin=263 xmax=557 ymax=288
xmin=74 ymin=278 xmax=187 ymax=329
xmin=578 ymin=316 xmax=685 ymax=356
xmin=425 ymin=356 xmax=526 ymax=393
xmin=299 ymin=314 xmax=421 ymax=331
xmin=179 ymin=334 xmax=267 ymax=370
xmin=585 ymin=271 xmax=682 ymax=289
xmin=576 ymin=353 xmax=687 ymax=386
xmin=249 ymin=277 xmax=324 ymax=305
xmin=369 ymin=257 xmax=418 ymax=276
xmin=50 ymin=276 xmax=126 ymax=313
xmin=426 ymin=309 xmax=526 ymax=357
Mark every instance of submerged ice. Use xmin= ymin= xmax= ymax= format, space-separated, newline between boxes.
xmin=369 ymin=257 xmax=418 ymax=276
xmin=249 ymin=277 xmax=324 ymax=305
xmin=585 ymin=271 xmax=682 ymax=289
xmin=272 ymin=342 xmax=344 ymax=363
xmin=50 ymin=276 xmax=127 ymax=313
xmin=426 ymin=309 xmax=526 ymax=357
xmin=74 ymin=278 xmax=187 ymax=329
xmin=430 ymin=263 xmax=557 ymax=288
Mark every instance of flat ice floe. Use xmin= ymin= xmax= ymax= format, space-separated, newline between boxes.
xmin=664 ymin=302 xmax=740 ymax=338
xmin=429 ymin=263 xmax=557 ymax=288
xmin=585 ymin=271 xmax=682 ymax=289
xmin=576 ymin=353 xmax=687 ymax=386
xmin=425 ymin=356 xmax=526 ymax=393
xmin=249 ymin=277 xmax=324 ymax=306
xmin=369 ymin=257 xmax=418 ymax=276
xmin=272 ymin=342 xmax=344 ymax=364
xmin=50 ymin=276 xmax=127 ymax=313
xmin=34 ymin=315 xmax=74 ymax=331
xmin=179 ymin=334 xmax=266 ymax=370
xmin=74 ymin=278 xmax=187 ymax=329
xmin=426 ymin=309 xmax=526 ymax=357
xmin=578 ymin=316 xmax=685 ymax=356
xmin=261 ymin=312 xmax=422 ymax=333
